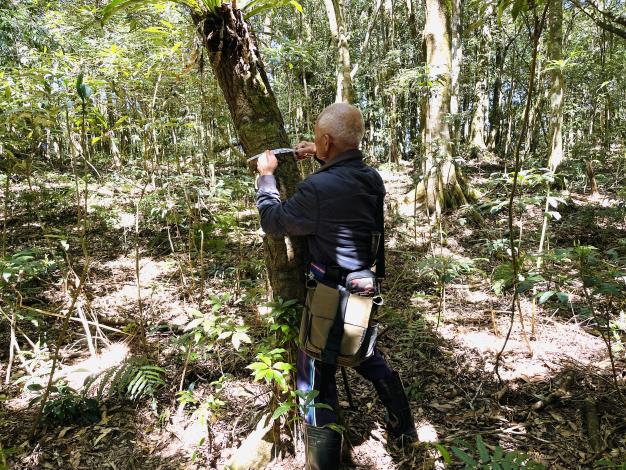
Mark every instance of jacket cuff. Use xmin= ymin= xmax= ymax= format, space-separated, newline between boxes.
xmin=256 ymin=175 xmax=278 ymax=192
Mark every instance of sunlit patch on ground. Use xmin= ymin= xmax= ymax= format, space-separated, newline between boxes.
xmin=59 ymin=342 xmax=130 ymax=390
xmin=88 ymin=256 xmax=188 ymax=325
xmin=416 ymin=419 xmax=438 ymax=443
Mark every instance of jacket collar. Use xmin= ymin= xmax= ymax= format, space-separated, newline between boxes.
xmin=314 ymin=149 xmax=363 ymax=174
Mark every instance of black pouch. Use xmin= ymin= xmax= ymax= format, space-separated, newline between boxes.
xmin=345 ymin=269 xmax=378 ymax=296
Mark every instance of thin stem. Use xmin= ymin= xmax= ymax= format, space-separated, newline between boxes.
xmin=31 ymin=258 xmax=90 ymax=437
xmin=494 ymin=5 xmax=548 ymax=383
xmin=2 ymin=169 xmax=8 ymax=258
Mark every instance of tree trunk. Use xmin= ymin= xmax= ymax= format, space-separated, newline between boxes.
xmin=324 ymin=0 xmax=353 ymax=103
xmin=547 ymin=0 xmax=564 ymax=171
xmin=449 ymin=0 xmax=463 ymax=143
xmin=525 ymin=52 xmax=544 ymax=156
xmin=488 ymin=33 xmax=505 ymax=150
xmin=420 ymin=0 xmax=477 ymax=215
xmin=193 ymin=5 xmax=306 ymax=302
xmin=469 ymin=5 xmax=492 ymax=158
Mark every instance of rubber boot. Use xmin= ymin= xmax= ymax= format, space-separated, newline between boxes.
xmin=372 ymin=371 xmax=418 ymax=445
xmin=304 ymin=424 xmax=342 ymax=470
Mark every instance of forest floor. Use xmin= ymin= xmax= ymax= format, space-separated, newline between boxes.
xmin=1 ymin=159 xmax=625 ymax=469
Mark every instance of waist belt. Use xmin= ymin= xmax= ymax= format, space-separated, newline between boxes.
xmin=308 ymin=262 xmax=352 ymax=285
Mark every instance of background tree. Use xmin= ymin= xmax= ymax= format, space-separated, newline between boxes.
xmin=324 ymin=0 xmax=353 ymax=102
xmin=546 ymin=0 xmax=564 ymax=171
xmin=420 ymin=0 xmax=477 ymax=214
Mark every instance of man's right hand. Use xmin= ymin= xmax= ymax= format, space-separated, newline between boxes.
xmin=294 ymin=141 xmax=316 ymax=160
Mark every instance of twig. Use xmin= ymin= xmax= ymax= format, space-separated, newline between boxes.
xmin=30 ymin=258 xmax=91 ymax=437
xmin=494 ymin=4 xmax=548 ymax=383
xmin=134 ymin=179 xmax=150 ymax=347
xmin=18 ymin=305 xmax=127 ymax=335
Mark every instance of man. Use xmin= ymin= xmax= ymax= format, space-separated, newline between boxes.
xmin=255 ymin=103 xmax=416 ymax=470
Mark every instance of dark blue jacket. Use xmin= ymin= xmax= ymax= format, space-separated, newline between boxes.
xmin=256 ymin=149 xmax=385 ymax=275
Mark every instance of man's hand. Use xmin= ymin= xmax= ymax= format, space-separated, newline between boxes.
xmin=257 ymin=150 xmax=278 ymax=176
xmin=295 ymin=141 xmax=316 ymax=160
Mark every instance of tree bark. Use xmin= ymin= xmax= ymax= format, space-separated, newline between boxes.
xmin=420 ymin=0 xmax=477 ymax=215
xmin=193 ymin=5 xmax=306 ymax=302
xmin=324 ymin=0 xmax=353 ymax=103
xmin=547 ymin=0 xmax=565 ymax=171
xmin=449 ymin=0 xmax=463 ymax=143
xmin=488 ymin=32 xmax=506 ymax=151
xmin=469 ymin=5 xmax=492 ymax=158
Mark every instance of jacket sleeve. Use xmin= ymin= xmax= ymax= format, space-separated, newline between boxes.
xmin=255 ymin=175 xmax=318 ymax=236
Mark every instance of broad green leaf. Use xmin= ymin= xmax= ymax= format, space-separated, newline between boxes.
xmin=511 ymin=0 xmax=527 ymax=21
xmin=452 ymin=447 xmax=477 ymax=467
xmin=537 ymin=290 xmax=555 ymax=304
xmin=273 ymin=362 xmax=294 ymax=372
xmin=271 ymin=403 xmax=291 ymax=420
xmin=476 ymin=435 xmax=489 ymax=463
xmin=435 ymin=444 xmax=453 ymax=464
xmin=556 ymin=292 xmax=569 ymax=303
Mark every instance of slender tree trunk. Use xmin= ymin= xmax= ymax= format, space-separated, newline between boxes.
xmin=324 ymin=0 xmax=353 ymax=103
xmin=525 ymin=52 xmax=544 ymax=155
xmin=193 ymin=5 xmax=306 ymax=302
xmin=350 ymin=0 xmax=383 ymax=80
xmin=449 ymin=0 xmax=463 ymax=144
xmin=419 ymin=0 xmax=477 ymax=215
xmin=547 ymin=0 xmax=565 ymax=171
xmin=489 ymin=33 xmax=506 ymax=150
xmin=469 ymin=5 xmax=492 ymax=158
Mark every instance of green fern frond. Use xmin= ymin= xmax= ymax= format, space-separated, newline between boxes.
xmin=241 ymin=0 xmax=302 ymax=19
xmin=100 ymin=0 xmax=205 ymax=25
xmin=82 ymin=356 xmax=165 ymax=402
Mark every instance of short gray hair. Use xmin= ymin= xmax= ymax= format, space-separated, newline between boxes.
xmin=317 ymin=103 xmax=365 ymax=148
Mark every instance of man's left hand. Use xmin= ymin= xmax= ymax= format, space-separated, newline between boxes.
xmin=257 ymin=150 xmax=278 ymax=176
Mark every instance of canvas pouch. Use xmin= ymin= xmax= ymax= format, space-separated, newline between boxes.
xmin=299 ymin=278 xmax=380 ymax=367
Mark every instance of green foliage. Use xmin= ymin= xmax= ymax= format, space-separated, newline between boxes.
xmin=76 ymin=72 xmax=93 ymax=103
xmin=491 ymin=258 xmax=544 ymax=296
xmin=241 ymin=0 xmax=302 ymax=20
xmin=183 ymin=295 xmax=252 ymax=352
xmin=437 ymin=435 xmax=545 ymax=469
xmin=269 ymin=389 xmax=332 ymax=422
xmin=0 ymin=0 xmax=55 ymax=66
xmin=176 ymin=376 xmax=227 ymax=426
xmin=100 ymin=0 xmax=302 ymax=26
xmin=28 ymin=382 xmax=101 ymax=426
xmin=266 ymin=297 xmax=301 ymax=345
xmin=100 ymin=0 xmax=204 ymax=25
xmin=595 ymin=458 xmax=626 ymax=469
xmin=0 ymin=443 xmax=11 ymax=470
xmin=417 ymin=254 xmax=475 ymax=286
xmin=82 ymin=356 xmax=166 ymax=401
xmin=247 ymin=348 xmax=293 ymax=392
xmin=0 ymin=249 xmax=56 ymax=286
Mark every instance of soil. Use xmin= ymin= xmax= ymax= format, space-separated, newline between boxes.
xmin=1 ymin=162 xmax=625 ymax=469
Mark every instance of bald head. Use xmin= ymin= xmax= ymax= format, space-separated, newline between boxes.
xmin=316 ymin=103 xmax=365 ymax=151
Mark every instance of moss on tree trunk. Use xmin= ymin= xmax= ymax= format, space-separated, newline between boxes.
xmin=193 ymin=5 xmax=306 ymax=302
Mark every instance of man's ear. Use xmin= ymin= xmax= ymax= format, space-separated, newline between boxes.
xmin=323 ymin=134 xmax=332 ymax=153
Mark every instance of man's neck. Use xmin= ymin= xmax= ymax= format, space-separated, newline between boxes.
xmin=324 ymin=147 xmax=359 ymax=165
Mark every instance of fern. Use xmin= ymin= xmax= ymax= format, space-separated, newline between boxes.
xmin=83 ymin=356 xmax=165 ymax=401
xmin=100 ymin=0 xmax=205 ymax=25
xmin=241 ymin=0 xmax=302 ymax=19
xmin=400 ymin=316 xmax=432 ymax=357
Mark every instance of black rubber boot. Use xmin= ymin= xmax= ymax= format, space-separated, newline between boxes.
xmin=372 ymin=371 xmax=418 ymax=445
xmin=304 ymin=424 xmax=342 ymax=470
